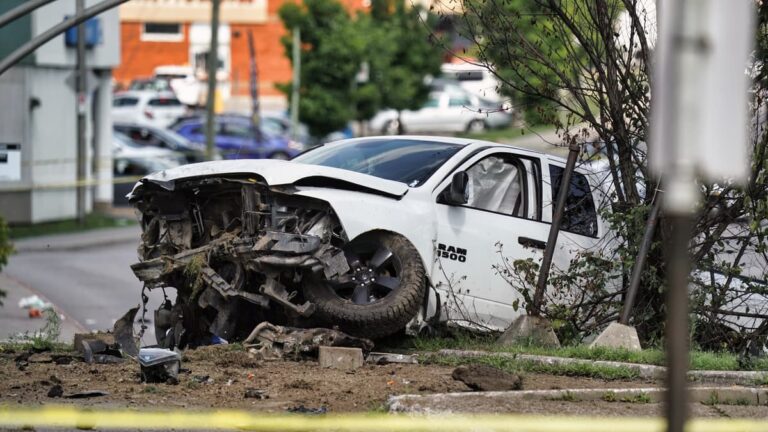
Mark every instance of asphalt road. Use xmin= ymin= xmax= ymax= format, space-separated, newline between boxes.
xmin=5 ymin=232 xmax=170 ymax=343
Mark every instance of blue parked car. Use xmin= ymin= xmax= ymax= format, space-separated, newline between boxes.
xmin=172 ymin=115 xmax=304 ymax=160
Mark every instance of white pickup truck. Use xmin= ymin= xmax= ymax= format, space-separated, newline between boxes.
xmin=128 ymin=136 xmax=609 ymax=346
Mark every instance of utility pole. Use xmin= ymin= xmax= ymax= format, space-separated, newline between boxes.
xmin=290 ymin=27 xmax=300 ymax=142
xmin=247 ymin=30 xmax=263 ymax=143
xmin=76 ymin=0 xmax=87 ymax=225
xmin=205 ymin=0 xmax=221 ymax=161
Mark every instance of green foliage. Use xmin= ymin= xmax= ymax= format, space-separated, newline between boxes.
xmin=0 ymin=216 xmax=12 ymax=305
xmin=279 ymin=0 xmax=365 ymax=137
xmin=409 ymin=333 xmax=768 ymax=371
xmin=7 ymin=309 xmax=62 ymax=351
xmin=279 ymin=0 xmax=441 ymax=137
xmin=424 ymin=353 xmax=640 ymax=380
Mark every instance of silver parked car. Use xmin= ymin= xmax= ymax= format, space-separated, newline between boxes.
xmin=369 ymin=87 xmax=512 ymax=135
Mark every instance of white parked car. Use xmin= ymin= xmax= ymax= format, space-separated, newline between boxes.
xmin=153 ymin=65 xmax=204 ymax=107
xmin=128 ymin=136 xmax=608 ymax=346
xmin=112 ymin=91 xmax=186 ymax=128
xmin=441 ymin=62 xmax=506 ymax=104
xmin=369 ymin=88 xmax=512 ymax=135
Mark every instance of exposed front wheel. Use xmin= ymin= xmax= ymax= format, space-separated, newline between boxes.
xmin=304 ymin=231 xmax=426 ymax=339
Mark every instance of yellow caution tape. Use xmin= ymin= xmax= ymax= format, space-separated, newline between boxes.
xmin=0 ymin=406 xmax=766 ymax=431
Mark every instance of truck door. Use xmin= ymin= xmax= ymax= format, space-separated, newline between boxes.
xmin=431 ymin=149 xmax=551 ymax=330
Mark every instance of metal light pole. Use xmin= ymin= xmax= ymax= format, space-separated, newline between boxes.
xmin=290 ymin=27 xmax=300 ymax=142
xmin=76 ymin=0 xmax=87 ymax=225
xmin=205 ymin=0 xmax=221 ymax=161
xmin=651 ymin=1 xmax=753 ymax=431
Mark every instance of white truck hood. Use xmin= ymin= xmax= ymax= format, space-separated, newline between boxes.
xmin=129 ymin=159 xmax=409 ymax=199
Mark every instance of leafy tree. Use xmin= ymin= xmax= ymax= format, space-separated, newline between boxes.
xmin=460 ymin=0 xmax=768 ymax=350
xmin=279 ymin=0 xmax=367 ymax=137
xmin=367 ymin=0 xmax=442 ymax=133
xmin=279 ymin=0 xmax=442 ymax=137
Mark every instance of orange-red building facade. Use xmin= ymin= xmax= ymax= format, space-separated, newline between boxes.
xmin=115 ymin=0 xmax=367 ymax=99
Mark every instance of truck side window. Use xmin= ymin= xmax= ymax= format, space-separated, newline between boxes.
xmin=459 ymin=155 xmax=538 ymax=220
xmin=549 ymin=165 xmax=598 ymax=237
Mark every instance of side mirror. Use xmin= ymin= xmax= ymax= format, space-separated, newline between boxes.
xmin=444 ymin=171 xmax=469 ymax=205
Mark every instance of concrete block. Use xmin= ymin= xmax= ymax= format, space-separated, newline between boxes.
xmin=318 ymin=346 xmax=364 ymax=370
xmin=73 ymin=332 xmax=114 ymax=354
xmin=589 ymin=322 xmax=642 ymax=351
xmin=497 ymin=315 xmax=560 ymax=348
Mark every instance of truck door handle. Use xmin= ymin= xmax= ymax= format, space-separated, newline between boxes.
xmin=518 ymin=236 xmax=547 ymax=250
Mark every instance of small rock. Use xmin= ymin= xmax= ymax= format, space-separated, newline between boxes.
xmin=47 ymin=384 xmax=64 ymax=398
xmin=65 ymin=390 xmax=109 ymax=399
xmin=287 ymin=405 xmax=328 ymax=414
xmin=451 ymin=365 xmax=523 ymax=391
xmin=49 ymin=375 xmax=62 ymax=384
xmin=244 ymin=388 xmax=268 ymax=399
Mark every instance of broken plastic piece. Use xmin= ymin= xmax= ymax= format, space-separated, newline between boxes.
xmin=139 ymin=348 xmax=181 ymax=383
xmin=366 ymin=352 xmax=418 ymax=365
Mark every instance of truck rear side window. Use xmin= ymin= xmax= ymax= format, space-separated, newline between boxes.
xmin=549 ymin=166 xmax=598 ymax=237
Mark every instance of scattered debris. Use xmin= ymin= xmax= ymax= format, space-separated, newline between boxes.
xmin=65 ymin=390 xmax=109 ymax=399
xmin=287 ymin=405 xmax=328 ymax=414
xmin=192 ymin=375 xmax=213 ymax=384
xmin=81 ymin=340 xmax=124 ymax=365
xmin=244 ymin=388 xmax=269 ymax=399
xmin=452 ymin=365 xmax=524 ymax=392
xmin=113 ymin=307 xmax=140 ymax=358
xmin=139 ymin=348 xmax=181 ymax=384
xmin=366 ymin=352 xmax=418 ymax=365
xmin=74 ymin=332 xmax=115 ymax=353
xmin=243 ymin=322 xmax=373 ymax=361
xmin=18 ymin=295 xmax=53 ymax=319
xmin=47 ymin=384 xmax=64 ymax=398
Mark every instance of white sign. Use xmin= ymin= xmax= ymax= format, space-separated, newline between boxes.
xmin=0 ymin=143 xmax=21 ymax=182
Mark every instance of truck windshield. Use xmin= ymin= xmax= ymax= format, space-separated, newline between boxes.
xmin=292 ymin=139 xmax=462 ymax=187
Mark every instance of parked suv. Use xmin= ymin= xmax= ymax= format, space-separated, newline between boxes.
xmin=112 ymin=91 xmax=186 ymax=128
xmin=172 ymin=115 xmax=303 ymax=160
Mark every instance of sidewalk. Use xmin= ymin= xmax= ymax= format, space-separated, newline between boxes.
xmin=12 ymin=225 xmax=141 ymax=253
xmin=0 ymin=273 xmax=84 ymax=343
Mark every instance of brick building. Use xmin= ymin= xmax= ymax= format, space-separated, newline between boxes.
xmin=115 ymin=0 xmax=367 ymax=111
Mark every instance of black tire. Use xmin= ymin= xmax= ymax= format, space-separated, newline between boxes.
xmin=304 ymin=231 xmax=426 ymax=339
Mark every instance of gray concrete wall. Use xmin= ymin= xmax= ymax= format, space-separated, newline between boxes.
xmin=32 ymin=0 xmax=120 ymax=69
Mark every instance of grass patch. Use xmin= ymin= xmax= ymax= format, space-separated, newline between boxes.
xmin=9 ymin=212 xmax=136 ymax=240
xmin=408 ymin=333 xmax=768 ymax=372
xmin=457 ymin=125 xmax=554 ymax=143
xmin=2 ymin=310 xmax=71 ymax=352
xmin=423 ymin=353 xmax=640 ymax=381
xmin=551 ymin=391 xmax=579 ymax=402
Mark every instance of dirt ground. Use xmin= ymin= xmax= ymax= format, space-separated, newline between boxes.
xmin=1 ymin=345 xmax=658 ymax=413
xmin=2 ymin=345 xmax=768 ymax=421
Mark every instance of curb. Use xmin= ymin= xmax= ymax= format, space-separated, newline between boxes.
xmin=436 ymin=349 xmax=768 ymax=386
xmin=387 ymin=386 xmax=768 ymax=413
xmin=12 ymin=226 xmax=140 ymax=253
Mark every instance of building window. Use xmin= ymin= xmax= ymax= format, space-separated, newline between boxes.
xmin=141 ymin=23 xmax=183 ymax=42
